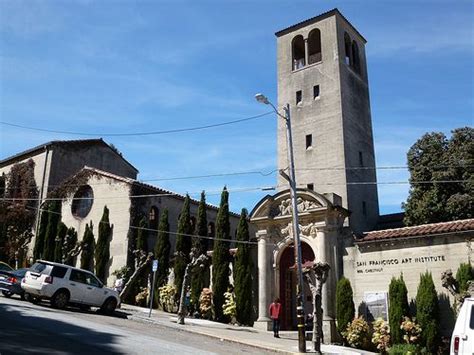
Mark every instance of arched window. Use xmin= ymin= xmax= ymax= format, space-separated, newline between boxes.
xmin=344 ymin=32 xmax=352 ymax=65
xmin=351 ymin=40 xmax=360 ymax=74
xmin=149 ymin=206 xmax=159 ymax=230
xmin=307 ymin=29 xmax=322 ymax=65
xmin=292 ymin=35 xmax=306 ymax=70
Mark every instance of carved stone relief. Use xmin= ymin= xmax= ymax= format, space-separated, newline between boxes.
xmin=277 ymin=197 xmax=320 ymax=216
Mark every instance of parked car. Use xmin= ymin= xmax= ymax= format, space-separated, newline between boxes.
xmin=451 ymin=297 xmax=474 ymax=355
xmin=0 ymin=268 xmax=28 ymax=299
xmin=0 ymin=261 xmax=14 ymax=272
xmin=22 ymin=260 xmax=120 ymax=315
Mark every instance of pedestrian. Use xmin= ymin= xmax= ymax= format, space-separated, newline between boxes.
xmin=269 ymin=297 xmax=282 ymax=338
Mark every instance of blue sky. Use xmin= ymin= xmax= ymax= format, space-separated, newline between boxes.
xmin=0 ymin=0 xmax=473 ymax=214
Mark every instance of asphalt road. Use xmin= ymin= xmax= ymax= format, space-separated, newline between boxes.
xmin=0 ymin=296 xmax=272 ymax=355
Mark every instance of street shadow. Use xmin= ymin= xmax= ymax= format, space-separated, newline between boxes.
xmin=0 ymin=303 xmax=125 ymax=354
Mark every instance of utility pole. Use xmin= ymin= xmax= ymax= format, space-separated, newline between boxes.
xmin=255 ymin=94 xmax=306 ymax=353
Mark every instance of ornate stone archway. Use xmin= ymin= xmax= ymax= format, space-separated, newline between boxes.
xmin=250 ymin=188 xmax=348 ymax=342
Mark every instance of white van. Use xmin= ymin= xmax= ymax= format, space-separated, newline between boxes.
xmin=451 ymin=297 xmax=474 ymax=355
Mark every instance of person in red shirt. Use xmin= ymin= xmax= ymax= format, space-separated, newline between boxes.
xmin=269 ymin=298 xmax=282 ymax=338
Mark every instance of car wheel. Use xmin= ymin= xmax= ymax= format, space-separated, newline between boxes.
xmin=2 ymin=290 xmax=12 ymax=298
xmin=51 ymin=290 xmax=69 ymax=309
xmin=101 ymin=298 xmax=117 ymax=315
xmin=26 ymin=293 xmax=39 ymax=304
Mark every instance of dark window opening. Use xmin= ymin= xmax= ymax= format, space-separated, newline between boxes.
xmin=313 ymin=85 xmax=320 ymax=99
xmin=362 ymin=201 xmax=367 ymax=216
xmin=469 ymin=305 xmax=474 ymax=329
xmin=308 ymin=29 xmax=322 ymax=64
xmin=307 ymin=183 xmax=314 ymax=191
xmin=359 ymin=151 xmax=364 ymax=167
xmin=149 ymin=206 xmax=159 ymax=230
xmin=292 ymin=35 xmax=306 ymax=70
xmin=344 ymin=32 xmax=352 ymax=65
xmin=306 ymin=134 xmax=312 ymax=149
xmin=296 ymin=90 xmax=302 ymax=105
xmin=51 ymin=266 xmax=68 ymax=278
xmin=352 ymin=40 xmax=360 ymax=74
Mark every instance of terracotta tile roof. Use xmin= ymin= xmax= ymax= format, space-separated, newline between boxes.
xmin=357 ymin=219 xmax=474 ymax=243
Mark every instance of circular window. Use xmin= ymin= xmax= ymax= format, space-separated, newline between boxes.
xmin=71 ymin=185 xmax=94 ymax=219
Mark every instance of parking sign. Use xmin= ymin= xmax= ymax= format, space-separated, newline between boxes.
xmin=152 ymin=259 xmax=158 ymax=272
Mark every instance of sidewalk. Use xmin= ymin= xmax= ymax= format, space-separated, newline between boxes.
xmin=120 ymin=304 xmax=377 ymax=355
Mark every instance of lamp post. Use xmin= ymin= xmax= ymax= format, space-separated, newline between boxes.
xmin=255 ymin=93 xmax=306 ymax=353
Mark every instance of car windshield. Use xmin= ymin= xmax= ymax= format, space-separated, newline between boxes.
xmin=0 ymin=262 xmax=13 ymax=271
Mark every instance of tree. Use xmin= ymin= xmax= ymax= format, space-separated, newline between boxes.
xmin=63 ymin=227 xmax=78 ymax=266
xmin=456 ymin=262 xmax=474 ymax=293
xmin=136 ymin=216 xmax=148 ymax=253
xmin=33 ymin=203 xmax=50 ymax=261
xmin=388 ymin=275 xmax=410 ymax=344
xmin=190 ymin=192 xmax=208 ymax=310
xmin=80 ymin=222 xmax=95 ymax=272
xmin=212 ymin=187 xmax=231 ymax=323
xmin=174 ymin=194 xmax=193 ymax=300
xmin=403 ymin=127 xmax=473 ymax=226
xmin=416 ymin=272 xmax=439 ymax=353
xmin=234 ymin=208 xmax=254 ymax=326
xmin=335 ymin=277 xmax=355 ymax=338
xmin=54 ymin=222 xmax=67 ymax=263
xmin=42 ymin=200 xmax=62 ymax=261
xmin=95 ymin=206 xmax=112 ymax=283
xmin=154 ymin=209 xmax=170 ymax=302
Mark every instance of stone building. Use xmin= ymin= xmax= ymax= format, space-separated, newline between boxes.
xmin=0 ymin=139 xmax=241 ymax=286
xmin=251 ymin=8 xmax=474 ymax=342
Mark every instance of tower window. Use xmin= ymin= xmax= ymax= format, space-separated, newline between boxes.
xmin=362 ymin=201 xmax=367 ymax=216
xmin=313 ymin=85 xmax=320 ymax=99
xmin=292 ymin=35 xmax=306 ymax=70
xmin=296 ymin=90 xmax=302 ymax=105
xmin=308 ymin=29 xmax=322 ymax=64
xmin=305 ymin=134 xmax=312 ymax=149
xmin=307 ymin=183 xmax=314 ymax=191
xmin=344 ymin=32 xmax=352 ymax=65
xmin=352 ymin=40 xmax=361 ymax=74
xmin=359 ymin=151 xmax=364 ymax=167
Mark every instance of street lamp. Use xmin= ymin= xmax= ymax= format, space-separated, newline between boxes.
xmin=255 ymin=93 xmax=307 ymax=353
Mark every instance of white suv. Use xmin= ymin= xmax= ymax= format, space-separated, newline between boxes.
xmin=22 ymin=260 xmax=120 ymax=315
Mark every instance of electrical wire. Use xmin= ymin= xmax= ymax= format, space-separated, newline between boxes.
xmin=0 ymin=111 xmax=273 ymax=137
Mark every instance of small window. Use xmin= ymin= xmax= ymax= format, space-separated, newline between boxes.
xmin=51 ymin=266 xmax=68 ymax=278
xmin=362 ymin=201 xmax=367 ymax=216
xmin=469 ymin=305 xmax=474 ymax=329
xmin=70 ymin=270 xmax=87 ymax=284
xmin=307 ymin=183 xmax=314 ymax=191
xmin=359 ymin=151 xmax=364 ymax=167
xmin=31 ymin=262 xmax=48 ymax=274
xmin=306 ymin=134 xmax=312 ymax=149
xmin=313 ymin=85 xmax=320 ymax=99
xmin=296 ymin=90 xmax=302 ymax=105
xmin=85 ymin=273 xmax=102 ymax=287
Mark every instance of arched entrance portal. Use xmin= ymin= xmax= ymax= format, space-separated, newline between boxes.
xmin=279 ymin=242 xmax=315 ymax=330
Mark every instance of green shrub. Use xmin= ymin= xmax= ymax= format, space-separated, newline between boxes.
xmin=336 ymin=277 xmax=355 ymax=337
xmin=455 ymin=262 xmax=474 ymax=293
xmin=389 ymin=275 xmax=410 ymax=344
xmin=388 ymin=343 xmax=421 ymax=355
xmin=415 ymin=272 xmax=439 ymax=353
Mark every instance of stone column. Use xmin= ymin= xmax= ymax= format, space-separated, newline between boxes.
xmin=256 ymin=229 xmax=271 ymax=329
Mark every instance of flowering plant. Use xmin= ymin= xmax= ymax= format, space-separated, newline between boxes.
xmin=223 ymin=291 xmax=237 ymax=323
xmin=345 ymin=316 xmax=371 ymax=349
xmin=371 ymin=318 xmax=390 ymax=353
xmin=400 ymin=317 xmax=422 ymax=344
xmin=158 ymin=284 xmax=176 ymax=312
xmin=199 ymin=288 xmax=214 ymax=319
xmin=135 ymin=287 xmax=149 ymax=307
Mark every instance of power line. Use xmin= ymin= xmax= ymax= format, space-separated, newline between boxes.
xmin=0 ymin=111 xmax=273 ymax=137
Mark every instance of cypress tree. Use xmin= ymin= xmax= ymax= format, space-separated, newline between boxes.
xmin=136 ymin=216 xmax=148 ymax=252
xmin=234 ymin=208 xmax=254 ymax=326
xmin=43 ymin=200 xmax=62 ymax=261
xmin=416 ymin=272 xmax=439 ymax=353
xmin=212 ymin=187 xmax=230 ymax=323
xmin=456 ymin=262 xmax=474 ymax=293
xmin=33 ymin=203 xmax=50 ymax=261
xmin=190 ymin=192 xmax=208 ymax=309
xmin=80 ymin=222 xmax=95 ymax=272
xmin=174 ymin=195 xmax=193 ymax=299
xmin=54 ymin=222 xmax=67 ymax=263
xmin=63 ymin=227 xmax=78 ymax=266
xmin=95 ymin=206 xmax=112 ymax=283
xmin=335 ymin=276 xmax=355 ymax=337
xmin=154 ymin=209 xmax=170 ymax=287
xmin=388 ymin=275 xmax=410 ymax=344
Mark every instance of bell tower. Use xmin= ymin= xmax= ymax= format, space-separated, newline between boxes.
xmin=275 ymin=9 xmax=379 ymax=232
